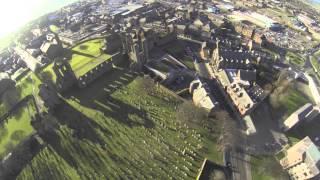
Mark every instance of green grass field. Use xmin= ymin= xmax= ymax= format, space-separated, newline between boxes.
xmin=37 ymin=38 xmax=111 ymax=84
xmin=17 ymin=67 xmax=222 ymax=179
xmin=286 ymin=51 xmax=305 ymax=67
xmin=311 ymin=50 xmax=320 ymax=78
xmin=279 ymin=88 xmax=309 ymax=116
xmin=16 ymin=72 xmax=42 ymax=99
xmin=0 ymin=72 xmax=41 ymax=118
xmin=0 ymin=99 xmax=36 ymax=159
xmin=70 ymin=38 xmax=111 ymax=78
xmin=40 ymin=63 xmax=57 ymax=83
xmin=270 ymin=86 xmax=310 ymax=122
xmin=0 ymin=72 xmax=41 ymax=159
xmin=251 ymin=156 xmax=288 ymax=180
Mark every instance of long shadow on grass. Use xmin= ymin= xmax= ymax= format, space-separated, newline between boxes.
xmin=72 ymin=50 xmax=96 ymax=58
xmin=287 ymin=115 xmax=320 ymax=142
xmin=54 ymin=99 xmax=110 ymax=146
xmin=64 ymin=66 xmax=155 ymax=129
xmin=0 ymin=136 xmax=43 ymax=180
xmin=37 ymin=99 xmax=112 ymax=170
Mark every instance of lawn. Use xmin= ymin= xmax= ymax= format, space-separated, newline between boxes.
xmin=17 ymin=67 xmax=223 ymax=179
xmin=279 ymin=88 xmax=309 ymax=116
xmin=0 ymin=72 xmax=41 ymax=118
xmin=16 ymin=72 xmax=42 ymax=99
xmin=286 ymin=51 xmax=305 ymax=67
xmin=72 ymin=38 xmax=105 ymax=57
xmin=311 ymin=50 xmax=320 ymax=78
xmin=37 ymin=38 xmax=112 ymax=83
xmin=39 ymin=63 xmax=57 ymax=83
xmin=49 ymin=25 xmax=60 ymax=33
xmin=0 ymin=98 xmax=36 ymax=159
xmin=0 ymin=72 xmax=42 ymax=156
xmin=270 ymin=86 xmax=310 ymax=122
xmin=251 ymin=156 xmax=288 ymax=180
xmin=70 ymin=38 xmax=112 ymax=78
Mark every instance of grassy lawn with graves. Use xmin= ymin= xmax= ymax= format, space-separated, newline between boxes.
xmin=17 ymin=66 xmax=222 ymax=179
xmin=0 ymin=98 xmax=36 ymax=159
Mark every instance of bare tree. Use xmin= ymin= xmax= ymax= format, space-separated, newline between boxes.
xmin=212 ymin=110 xmax=240 ymax=150
xmin=176 ymin=101 xmax=208 ymax=126
xmin=269 ymin=78 xmax=290 ymax=109
xmin=176 ymin=102 xmax=239 ymax=150
xmin=139 ymin=76 xmax=156 ymax=95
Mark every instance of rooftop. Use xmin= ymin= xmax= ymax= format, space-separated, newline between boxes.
xmin=281 ymin=136 xmax=320 ymax=170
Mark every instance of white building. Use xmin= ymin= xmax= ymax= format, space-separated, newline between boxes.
xmin=280 ymin=136 xmax=320 ymax=180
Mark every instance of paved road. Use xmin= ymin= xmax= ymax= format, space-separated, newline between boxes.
xmin=224 ymin=145 xmax=252 ymax=180
xmin=229 ymin=149 xmax=252 ymax=180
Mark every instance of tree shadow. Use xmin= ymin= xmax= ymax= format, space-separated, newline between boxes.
xmin=34 ymin=67 xmax=156 ymax=170
xmin=72 ymin=50 xmax=96 ymax=58
xmin=0 ymin=135 xmax=43 ymax=180
xmin=287 ymin=114 xmax=320 ymax=142
xmin=88 ymin=95 xmax=154 ymax=128
xmin=34 ymin=99 xmax=113 ymax=170
xmin=63 ymin=66 xmax=155 ymax=129
xmin=79 ymin=45 xmax=88 ymax=50
xmin=38 ymin=127 xmax=79 ymax=169
xmin=53 ymin=99 xmax=110 ymax=146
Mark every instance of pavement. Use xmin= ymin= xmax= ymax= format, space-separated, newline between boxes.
xmin=229 ymin=149 xmax=252 ymax=180
xmin=247 ymin=102 xmax=288 ymax=155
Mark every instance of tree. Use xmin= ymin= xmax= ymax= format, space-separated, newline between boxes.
xmin=269 ymin=73 xmax=291 ymax=109
xmin=176 ymin=102 xmax=240 ymax=151
xmin=211 ymin=110 xmax=240 ymax=150
xmin=0 ymin=124 xmax=8 ymax=143
xmin=255 ymin=156 xmax=288 ymax=180
xmin=2 ymin=87 xmax=20 ymax=111
xmin=11 ymin=130 xmax=25 ymax=142
xmin=141 ymin=76 xmax=155 ymax=94
xmin=176 ymin=101 xmax=208 ymax=126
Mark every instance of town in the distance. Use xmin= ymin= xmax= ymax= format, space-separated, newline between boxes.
xmin=0 ymin=0 xmax=320 ymax=179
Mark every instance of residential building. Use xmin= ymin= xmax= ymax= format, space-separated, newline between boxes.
xmin=280 ymin=136 xmax=320 ymax=180
xmin=189 ymin=78 xmax=218 ymax=112
xmin=14 ymin=46 xmax=43 ymax=72
xmin=226 ymin=82 xmax=256 ymax=116
xmin=283 ymin=103 xmax=320 ymax=131
xmin=211 ymin=41 xmax=253 ymax=71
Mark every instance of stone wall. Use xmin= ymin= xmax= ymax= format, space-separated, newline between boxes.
xmin=77 ymin=61 xmax=113 ymax=88
xmin=77 ymin=52 xmax=127 ymax=88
